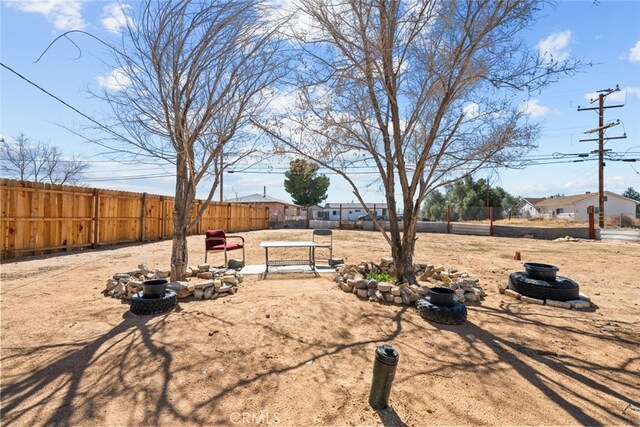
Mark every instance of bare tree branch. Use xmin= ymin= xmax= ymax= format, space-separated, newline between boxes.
xmin=258 ymin=0 xmax=579 ymax=283
xmin=93 ymin=0 xmax=289 ymax=280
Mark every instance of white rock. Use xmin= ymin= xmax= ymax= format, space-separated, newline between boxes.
xmin=218 ymin=284 xmax=232 ymax=293
xmin=221 ymin=275 xmax=236 ymax=284
xmin=193 ymin=289 xmax=205 ymax=299
xmin=393 ymin=296 xmax=403 ymax=304
xmin=105 ymin=279 xmax=118 ymax=291
xmin=546 ymin=299 xmax=571 ymax=309
xmin=348 ymin=278 xmax=368 ymax=289
xmin=204 ymin=287 xmax=215 ymax=299
xmin=390 ymin=286 xmax=401 ymax=296
xmin=384 ymin=293 xmax=395 ymax=303
xmin=567 ymin=299 xmax=591 ymax=309
xmin=156 ymin=269 xmax=170 ymax=278
xmin=113 ymin=273 xmax=130 ymax=280
xmin=167 ymin=281 xmax=194 ymax=299
xmin=112 ymin=282 xmax=125 ymax=296
xmin=504 ymin=289 xmax=521 ymax=300
xmin=464 ymin=292 xmax=478 ymax=302
xmin=521 ymin=296 xmax=544 ymax=305
xmin=377 ymin=283 xmax=392 ymax=292
xmin=198 ymin=264 xmax=211 ymax=272
xmin=339 ymin=282 xmax=353 ymax=293
xmin=380 ymin=257 xmax=394 ymax=268
xmin=194 ymin=280 xmax=215 ymax=289
xmin=357 ymin=289 xmax=368 ymax=299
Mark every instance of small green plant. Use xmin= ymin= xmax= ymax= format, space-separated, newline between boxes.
xmin=366 ymin=270 xmax=394 ymax=283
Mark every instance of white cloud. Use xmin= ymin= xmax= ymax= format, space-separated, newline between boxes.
xmin=537 ymin=30 xmax=572 ymax=63
xmin=4 ymin=0 xmax=85 ymax=30
xmin=96 ymin=67 xmax=132 ymax=91
xmin=101 ymin=3 xmax=132 ymax=34
xmin=519 ymin=99 xmax=551 ymax=118
xmin=628 ymin=40 xmax=640 ymax=62
xmin=584 ymin=86 xmax=640 ymax=103
xmin=462 ymin=102 xmax=480 ymax=119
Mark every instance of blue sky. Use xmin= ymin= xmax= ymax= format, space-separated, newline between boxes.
xmin=1 ymin=0 xmax=639 ymax=206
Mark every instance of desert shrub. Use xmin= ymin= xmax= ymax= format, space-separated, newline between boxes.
xmin=604 ymin=216 xmax=620 ymax=228
xmin=605 ymin=215 xmax=639 ymax=228
xmin=367 ymin=271 xmax=394 ymax=283
xmin=620 ymin=215 xmax=638 ymax=228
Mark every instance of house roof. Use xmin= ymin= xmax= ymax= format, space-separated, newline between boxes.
xmin=516 ymin=197 xmax=546 ymax=210
xmin=533 ymin=191 xmax=639 ymax=207
xmin=230 ymin=193 xmax=298 ymax=206
xmin=323 ymin=203 xmax=387 ymax=209
xmin=522 ymin=197 xmax=546 ymax=205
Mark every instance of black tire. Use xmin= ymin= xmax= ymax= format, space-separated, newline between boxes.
xmin=130 ymin=290 xmax=177 ymax=315
xmin=416 ymin=298 xmax=467 ymax=325
xmin=508 ymin=272 xmax=579 ymax=302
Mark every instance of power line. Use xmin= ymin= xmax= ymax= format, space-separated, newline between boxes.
xmin=0 ymin=61 xmax=134 ymax=145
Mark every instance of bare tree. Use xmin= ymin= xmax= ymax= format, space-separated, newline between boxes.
xmin=95 ymin=0 xmax=287 ymax=280
xmin=1 ymin=133 xmax=88 ymax=184
xmin=256 ymin=0 xmax=578 ymax=283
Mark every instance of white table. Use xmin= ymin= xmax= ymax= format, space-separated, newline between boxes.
xmin=260 ymin=241 xmax=319 ymax=277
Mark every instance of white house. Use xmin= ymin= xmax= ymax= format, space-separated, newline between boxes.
xmin=515 ymin=197 xmax=545 ymax=218
xmin=315 ymin=203 xmax=388 ymax=221
xmin=532 ymin=191 xmax=638 ymax=221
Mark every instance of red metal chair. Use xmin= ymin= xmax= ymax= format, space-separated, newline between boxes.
xmin=205 ymin=230 xmax=245 ymax=266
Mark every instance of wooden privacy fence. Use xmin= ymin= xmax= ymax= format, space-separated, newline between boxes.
xmin=0 ymin=179 xmax=269 ymax=259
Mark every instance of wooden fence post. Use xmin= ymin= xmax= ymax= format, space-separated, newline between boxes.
xmin=339 ymin=204 xmax=343 ymax=229
xmin=92 ymin=188 xmax=100 ymax=248
xmin=227 ymin=203 xmax=231 ymax=231
xmin=141 ymin=192 xmax=147 ymax=242
xmin=160 ymin=196 xmax=165 ymax=239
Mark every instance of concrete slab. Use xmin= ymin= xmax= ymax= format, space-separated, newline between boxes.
xmin=239 ymin=264 xmax=336 ymax=276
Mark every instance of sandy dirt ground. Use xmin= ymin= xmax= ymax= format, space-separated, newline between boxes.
xmin=1 ymin=229 xmax=639 ymax=426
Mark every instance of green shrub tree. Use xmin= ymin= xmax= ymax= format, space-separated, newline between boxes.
xmin=284 ymin=159 xmax=330 ymax=220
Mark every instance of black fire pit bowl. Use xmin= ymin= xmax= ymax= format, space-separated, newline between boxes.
xmin=523 ymin=262 xmax=559 ymax=281
xmin=142 ymin=279 xmax=168 ymax=297
xmin=429 ymin=287 xmax=455 ymax=307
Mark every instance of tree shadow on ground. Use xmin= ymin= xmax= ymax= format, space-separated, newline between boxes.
xmin=408 ymin=304 xmax=640 ymax=425
xmin=0 ymin=303 xmax=410 ymax=426
xmin=0 ymin=311 xmax=184 ymax=426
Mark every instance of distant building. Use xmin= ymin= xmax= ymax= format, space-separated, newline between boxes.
xmin=314 ymin=203 xmax=388 ymax=221
xmin=515 ymin=197 xmax=546 ymax=218
xmin=519 ymin=191 xmax=639 ymax=220
xmin=230 ymin=193 xmax=301 ymax=225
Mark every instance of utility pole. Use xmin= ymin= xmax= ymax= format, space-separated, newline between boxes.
xmin=578 ymin=85 xmax=627 ymax=228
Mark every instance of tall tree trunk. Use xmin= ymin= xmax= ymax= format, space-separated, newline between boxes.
xmin=389 ymin=196 xmax=418 ymax=284
xmin=170 ymin=161 xmax=195 ymax=282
